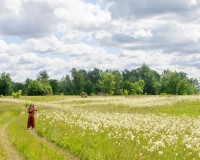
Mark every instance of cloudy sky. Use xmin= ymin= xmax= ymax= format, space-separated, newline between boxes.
xmin=0 ymin=0 xmax=200 ymax=82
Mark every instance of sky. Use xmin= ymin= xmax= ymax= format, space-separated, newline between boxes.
xmin=0 ymin=0 xmax=200 ymax=82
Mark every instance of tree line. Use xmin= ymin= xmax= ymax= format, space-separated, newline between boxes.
xmin=0 ymin=64 xmax=199 ymax=96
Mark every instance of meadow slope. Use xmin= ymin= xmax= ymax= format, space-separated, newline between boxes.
xmin=0 ymin=95 xmax=200 ymax=159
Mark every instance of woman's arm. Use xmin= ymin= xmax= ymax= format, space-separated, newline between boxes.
xmin=28 ymin=109 xmax=34 ymax=113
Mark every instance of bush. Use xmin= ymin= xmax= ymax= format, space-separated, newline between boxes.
xmin=27 ymin=81 xmax=53 ymax=96
xmin=90 ymin=93 xmax=95 ymax=96
xmin=81 ymin=92 xmax=87 ymax=98
xmin=123 ymin=89 xmax=129 ymax=97
xmin=12 ymin=90 xmax=22 ymax=98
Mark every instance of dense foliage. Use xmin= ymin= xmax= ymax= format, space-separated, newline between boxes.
xmin=0 ymin=64 xmax=199 ymax=96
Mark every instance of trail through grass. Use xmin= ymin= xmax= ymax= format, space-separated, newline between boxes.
xmin=0 ymin=122 xmax=23 ymax=160
xmin=0 ymin=100 xmax=78 ymax=160
xmin=28 ymin=127 xmax=78 ymax=160
xmin=0 ymin=103 xmax=22 ymax=160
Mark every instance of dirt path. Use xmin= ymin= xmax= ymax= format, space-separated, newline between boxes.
xmin=0 ymin=122 xmax=23 ymax=160
xmin=28 ymin=129 xmax=79 ymax=160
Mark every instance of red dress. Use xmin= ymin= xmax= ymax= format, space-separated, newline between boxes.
xmin=27 ymin=108 xmax=36 ymax=129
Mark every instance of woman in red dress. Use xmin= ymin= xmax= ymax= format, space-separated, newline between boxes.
xmin=27 ymin=103 xmax=37 ymax=129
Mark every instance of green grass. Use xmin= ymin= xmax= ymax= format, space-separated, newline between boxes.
xmin=36 ymin=109 xmax=200 ymax=160
xmin=70 ymin=99 xmax=200 ymax=117
xmin=1 ymin=95 xmax=200 ymax=160
xmin=0 ymin=100 xmax=67 ymax=160
xmin=8 ymin=115 xmax=67 ymax=160
xmin=0 ymin=145 xmax=7 ymax=160
xmin=152 ymin=100 xmax=200 ymax=116
xmin=18 ymin=95 xmax=73 ymax=102
xmin=0 ymin=103 xmax=22 ymax=160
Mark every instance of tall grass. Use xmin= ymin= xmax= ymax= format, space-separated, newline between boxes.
xmin=37 ymin=109 xmax=200 ymax=159
xmin=0 ymin=146 xmax=7 ymax=160
xmin=8 ymin=115 xmax=67 ymax=160
xmin=2 ymin=96 xmax=200 ymax=160
xmin=0 ymin=103 xmax=22 ymax=160
xmin=35 ymin=96 xmax=200 ymax=160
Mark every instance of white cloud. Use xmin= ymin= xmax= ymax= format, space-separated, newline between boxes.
xmin=53 ymin=0 xmax=111 ymax=30
xmin=0 ymin=0 xmax=200 ymax=81
xmin=107 ymin=0 xmax=199 ymax=18
xmin=0 ymin=0 xmax=57 ymax=38
xmin=0 ymin=0 xmax=111 ymax=38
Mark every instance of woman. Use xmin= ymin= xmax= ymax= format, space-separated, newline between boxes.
xmin=27 ymin=103 xmax=37 ymax=129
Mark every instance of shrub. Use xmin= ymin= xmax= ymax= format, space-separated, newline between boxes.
xmin=81 ymin=92 xmax=87 ymax=98
xmin=91 ymin=93 xmax=95 ymax=96
xmin=12 ymin=90 xmax=22 ymax=98
xmin=123 ymin=89 xmax=129 ymax=97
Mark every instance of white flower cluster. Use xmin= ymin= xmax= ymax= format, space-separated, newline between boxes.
xmin=37 ymin=107 xmax=200 ymax=156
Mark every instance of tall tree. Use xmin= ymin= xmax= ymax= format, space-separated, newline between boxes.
xmin=58 ymin=75 xmax=74 ymax=95
xmin=49 ymin=79 xmax=59 ymax=95
xmin=112 ymin=70 xmax=123 ymax=95
xmin=98 ymin=72 xmax=116 ymax=95
xmin=88 ymin=68 xmax=102 ymax=94
xmin=0 ymin=73 xmax=13 ymax=96
xmin=131 ymin=80 xmax=145 ymax=95
xmin=88 ymin=68 xmax=102 ymax=84
xmin=136 ymin=64 xmax=160 ymax=94
xmin=37 ymin=70 xmax=49 ymax=82
xmin=13 ymin=82 xmax=26 ymax=95
xmin=84 ymin=80 xmax=95 ymax=95
xmin=27 ymin=80 xmax=52 ymax=96
xmin=123 ymin=81 xmax=132 ymax=95
xmin=71 ymin=68 xmax=85 ymax=95
xmin=24 ymin=78 xmax=33 ymax=95
xmin=160 ymin=71 xmax=198 ymax=95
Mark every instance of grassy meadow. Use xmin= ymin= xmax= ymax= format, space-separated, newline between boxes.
xmin=0 ymin=95 xmax=200 ymax=159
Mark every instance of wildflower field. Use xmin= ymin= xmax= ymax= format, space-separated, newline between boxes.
xmin=1 ymin=95 xmax=200 ymax=160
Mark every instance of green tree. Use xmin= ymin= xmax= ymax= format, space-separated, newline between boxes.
xmin=88 ymin=68 xmax=102 ymax=84
xmin=49 ymin=79 xmax=59 ymax=95
xmin=27 ymin=81 xmax=43 ymax=95
xmin=71 ymin=68 xmax=85 ymax=95
xmin=136 ymin=64 xmax=160 ymax=94
xmin=88 ymin=68 xmax=102 ymax=94
xmin=84 ymin=80 xmax=95 ymax=95
xmin=37 ymin=70 xmax=49 ymax=82
xmin=160 ymin=70 xmax=198 ymax=95
xmin=13 ymin=82 xmax=26 ymax=95
xmin=98 ymin=72 xmax=116 ymax=95
xmin=131 ymin=80 xmax=145 ymax=95
xmin=65 ymin=75 xmax=74 ymax=95
xmin=112 ymin=70 xmax=123 ymax=95
xmin=166 ymin=72 xmax=182 ymax=94
xmin=24 ymin=78 xmax=33 ymax=95
xmin=153 ymin=82 xmax=162 ymax=95
xmin=122 ymin=64 xmax=160 ymax=94
xmin=122 ymin=69 xmax=136 ymax=82
xmin=58 ymin=75 xmax=74 ymax=95
xmin=123 ymin=81 xmax=132 ymax=95
xmin=27 ymin=80 xmax=52 ymax=96
xmin=42 ymin=83 xmax=53 ymax=95
xmin=0 ymin=73 xmax=13 ymax=96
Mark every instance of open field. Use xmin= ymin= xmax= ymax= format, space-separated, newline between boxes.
xmin=0 ymin=95 xmax=200 ymax=159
